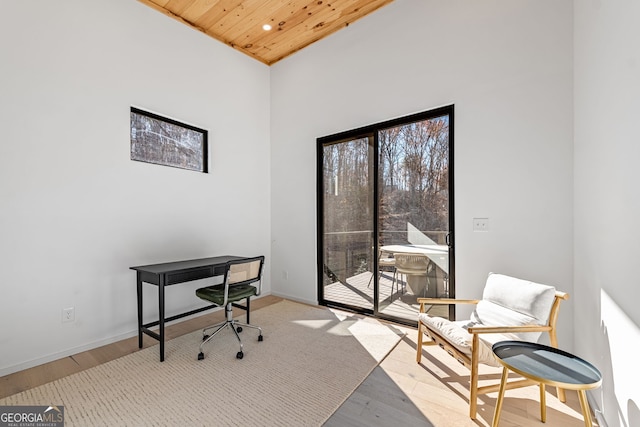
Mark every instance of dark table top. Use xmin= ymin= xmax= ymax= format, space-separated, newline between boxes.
xmin=492 ymin=341 xmax=602 ymax=390
xmin=130 ymin=255 xmax=244 ymax=274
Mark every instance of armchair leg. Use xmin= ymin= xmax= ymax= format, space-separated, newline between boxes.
xmin=550 ymin=331 xmax=567 ymax=403
xmin=416 ymin=325 xmax=423 ymax=363
xmin=469 ymin=334 xmax=480 ymax=419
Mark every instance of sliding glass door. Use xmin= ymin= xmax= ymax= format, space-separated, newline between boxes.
xmin=319 ymin=135 xmax=375 ymax=312
xmin=318 ymin=106 xmax=455 ymax=324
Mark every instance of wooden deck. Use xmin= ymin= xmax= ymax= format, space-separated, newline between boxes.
xmin=324 ymin=271 xmax=449 ymax=323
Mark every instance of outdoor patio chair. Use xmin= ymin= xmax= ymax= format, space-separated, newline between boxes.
xmin=368 ymin=249 xmax=398 ymax=294
xmin=393 ymin=252 xmax=430 ymax=297
xmin=416 ymin=272 xmax=569 ymax=419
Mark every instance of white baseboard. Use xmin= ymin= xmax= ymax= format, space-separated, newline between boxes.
xmin=270 ymin=291 xmax=317 ymax=306
xmin=2 ymin=293 xmax=290 ymax=378
xmin=0 ymin=330 xmax=139 ymax=378
xmin=587 ymin=391 xmax=608 ymax=427
xmin=0 ymin=300 xmax=239 ymax=378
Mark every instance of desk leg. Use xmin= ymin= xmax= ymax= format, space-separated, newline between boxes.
xmin=158 ymin=276 xmax=165 ymax=362
xmin=136 ymin=272 xmax=143 ymax=349
xmin=492 ymin=367 xmax=509 ymax=427
xmin=578 ymin=390 xmax=593 ymax=427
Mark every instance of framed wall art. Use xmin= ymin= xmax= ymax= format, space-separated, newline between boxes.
xmin=130 ymin=107 xmax=208 ymax=173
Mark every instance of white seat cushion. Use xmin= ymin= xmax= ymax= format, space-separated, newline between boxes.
xmin=419 ymin=314 xmax=517 ymax=367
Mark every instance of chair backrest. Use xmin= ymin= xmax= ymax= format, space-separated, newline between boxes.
xmin=394 ymin=253 xmax=430 ymax=275
xmin=379 ymin=249 xmax=395 ymax=266
xmin=471 ymin=273 xmax=558 ymax=342
xmin=225 ymin=256 xmax=265 ymax=293
xmin=380 ymin=249 xmax=394 ymax=258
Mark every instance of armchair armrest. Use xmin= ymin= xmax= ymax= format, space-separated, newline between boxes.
xmin=418 ymin=298 xmax=479 ymax=314
xmin=417 ymin=298 xmax=479 ymax=305
xmin=467 ymin=324 xmax=552 ymax=335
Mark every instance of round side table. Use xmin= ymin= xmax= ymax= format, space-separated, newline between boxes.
xmin=492 ymin=341 xmax=602 ymax=427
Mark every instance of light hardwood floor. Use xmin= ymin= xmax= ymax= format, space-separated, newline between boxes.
xmin=325 ymin=323 xmax=597 ymax=427
xmin=0 ymin=295 xmax=282 ymax=399
xmin=1 ymin=296 xmax=596 ymax=427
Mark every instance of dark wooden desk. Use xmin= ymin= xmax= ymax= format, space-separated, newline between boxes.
xmin=131 ymin=255 xmax=245 ymax=361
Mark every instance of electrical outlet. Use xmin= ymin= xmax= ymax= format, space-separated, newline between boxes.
xmin=62 ymin=307 xmax=75 ymax=323
xmin=282 ymin=270 xmax=289 ymax=280
xmin=473 ymin=217 xmax=489 ymax=232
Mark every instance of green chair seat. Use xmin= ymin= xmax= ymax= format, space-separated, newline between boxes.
xmin=196 ymin=284 xmax=257 ymax=306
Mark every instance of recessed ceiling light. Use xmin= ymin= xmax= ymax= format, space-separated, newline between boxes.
xmin=263 ymin=24 xmax=272 ymax=31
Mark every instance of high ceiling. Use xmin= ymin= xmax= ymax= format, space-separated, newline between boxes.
xmin=138 ymin=0 xmax=394 ymax=66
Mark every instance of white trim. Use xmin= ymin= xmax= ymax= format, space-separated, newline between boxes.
xmin=270 ymin=292 xmax=316 ymax=307
xmin=587 ymin=390 xmax=607 ymax=427
xmin=1 ymin=294 xmax=277 ymax=377
xmin=0 ymin=330 xmax=137 ymax=377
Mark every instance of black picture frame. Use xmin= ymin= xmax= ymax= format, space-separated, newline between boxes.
xmin=130 ymin=107 xmax=208 ymax=173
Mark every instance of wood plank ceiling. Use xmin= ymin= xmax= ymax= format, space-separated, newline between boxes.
xmin=138 ymin=0 xmax=394 ymax=66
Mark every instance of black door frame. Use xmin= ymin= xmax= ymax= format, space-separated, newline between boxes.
xmin=316 ymin=105 xmax=455 ymax=324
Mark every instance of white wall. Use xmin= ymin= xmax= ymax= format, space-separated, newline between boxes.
xmin=6 ymin=3 xmax=633 ymax=425
xmin=0 ymin=0 xmax=271 ymax=375
xmin=271 ymin=0 xmax=574 ymax=344
xmin=574 ymin=1 xmax=640 ymax=426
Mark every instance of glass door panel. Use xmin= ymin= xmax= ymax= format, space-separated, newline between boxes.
xmin=320 ymin=136 xmax=375 ymax=312
xmin=377 ymin=115 xmax=451 ymax=322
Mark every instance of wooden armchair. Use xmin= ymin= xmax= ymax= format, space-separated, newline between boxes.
xmin=416 ymin=273 xmax=569 ymax=419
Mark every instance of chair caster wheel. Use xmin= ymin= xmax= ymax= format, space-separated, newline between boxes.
xmin=258 ymin=335 xmax=263 ymax=342
xmin=198 ymin=352 xmax=204 ymax=360
xmin=236 ymin=351 xmax=244 ymax=359
xmin=202 ymin=334 xmax=209 ymax=341
xmin=236 ymin=326 xmax=243 ymax=333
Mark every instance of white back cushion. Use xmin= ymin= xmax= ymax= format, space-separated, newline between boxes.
xmin=471 ymin=273 xmax=556 ymax=342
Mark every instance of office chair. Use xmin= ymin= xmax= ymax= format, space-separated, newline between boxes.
xmin=195 ymin=256 xmax=265 ymax=360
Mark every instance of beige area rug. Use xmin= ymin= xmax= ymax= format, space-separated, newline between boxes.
xmin=1 ymin=300 xmax=404 ymax=426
